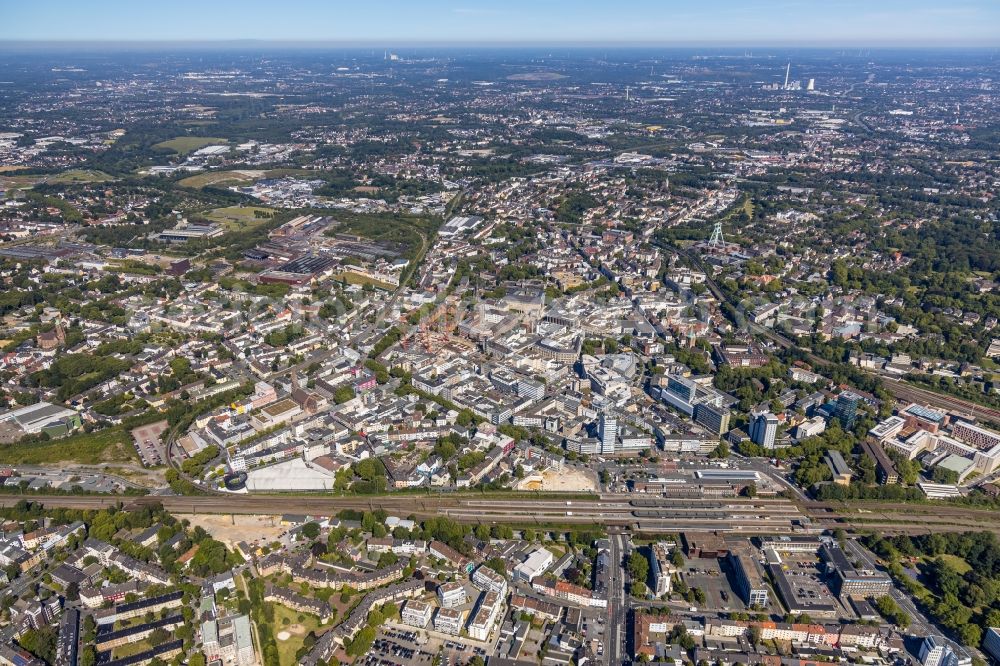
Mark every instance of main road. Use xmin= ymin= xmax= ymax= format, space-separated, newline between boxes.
xmin=605 ymin=531 xmax=627 ymax=666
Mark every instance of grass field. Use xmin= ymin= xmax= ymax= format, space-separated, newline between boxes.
xmin=0 ymin=427 xmax=138 ymax=465
xmin=177 ymin=168 xmax=313 ymax=189
xmin=0 ymin=169 xmax=115 ymax=187
xmin=112 ymin=639 xmax=152 ymax=659
xmin=934 ymin=553 xmax=972 ymax=575
xmin=739 ymin=197 xmax=754 ymax=218
xmin=177 ymin=170 xmax=261 ymax=189
xmin=270 ymin=602 xmax=324 ymax=666
xmin=153 ymin=136 xmax=228 ymax=156
xmin=204 ymin=205 xmax=277 ymax=231
xmin=720 ymin=195 xmax=753 ymax=221
xmin=336 ymin=270 xmax=396 ymax=290
xmin=0 ymin=174 xmax=41 ymax=188
xmin=48 ymin=169 xmax=116 ymax=184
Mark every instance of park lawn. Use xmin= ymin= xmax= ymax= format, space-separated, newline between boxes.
xmin=934 ymin=553 xmax=972 ymax=575
xmin=0 ymin=427 xmax=138 ymax=465
xmin=153 ymin=136 xmax=229 ymax=156
xmin=270 ymin=603 xmax=323 ymax=666
xmin=48 ymin=169 xmax=116 ymax=184
xmin=204 ymin=205 xmax=278 ymax=231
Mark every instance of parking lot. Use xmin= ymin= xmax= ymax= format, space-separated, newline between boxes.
xmin=369 ymin=627 xmax=489 ymax=666
xmin=440 ymin=639 xmax=489 ymax=666
xmin=680 ymin=558 xmax=746 ymax=612
xmin=364 ymin=628 xmax=433 ymax=666
xmin=130 ymin=420 xmax=169 ymax=467
xmin=580 ymin=610 xmax=607 ymax=658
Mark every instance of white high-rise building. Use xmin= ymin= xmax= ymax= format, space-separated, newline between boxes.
xmin=598 ymin=411 xmax=617 ymax=454
xmin=919 ymin=636 xmax=970 ymax=666
xmin=750 ymin=412 xmax=779 ymax=449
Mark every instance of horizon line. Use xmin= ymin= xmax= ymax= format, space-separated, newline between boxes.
xmin=1 ymin=39 xmax=999 ymax=49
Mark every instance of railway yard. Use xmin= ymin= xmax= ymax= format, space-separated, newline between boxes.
xmin=5 ymin=493 xmax=1000 ymax=536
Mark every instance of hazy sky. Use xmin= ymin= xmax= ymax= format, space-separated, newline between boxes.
xmin=3 ymin=0 xmax=999 ymax=45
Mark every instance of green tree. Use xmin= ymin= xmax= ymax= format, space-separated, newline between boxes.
xmin=301 ymin=521 xmax=320 ymax=540
xmin=485 ymin=558 xmax=507 ymax=577
xmin=334 ymin=385 xmax=356 ymax=404
xmin=80 ymin=646 xmax=97 ymax=666
xmin=347 ymin=626 xmax=376 ymax=656
xmin=17 ymin=626 xmax=58 ymax=663
xmin=354 ymin=459 xmax=384 ymax=483
xmin=629 ymin=551 xmax=649 ymax=586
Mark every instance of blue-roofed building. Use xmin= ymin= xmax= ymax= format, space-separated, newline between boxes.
xmin=901 ymin=403 xmax=949 ymax=433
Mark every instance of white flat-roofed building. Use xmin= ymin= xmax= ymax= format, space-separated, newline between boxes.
xmin=868 ymin=416 xmax=906 ymax=442
xmin=694 ymin=469 xmax=760 ymax=482
xmin=400 ymin=600 xmax=432 ymax=628
xmin=152 ymin=221 xmax=224 ymax=243
xmin=437 ymin=581 xmax=466 ymax=608
xmin=472 ymin=565 xmax=508 ymax=596
xmin=918 ymin=483 xmax=963 ymax=500
xmin=650 ymin=542 xmax=675 ymax=597
xmin=433 ymin=607 xmax=464 ymax=635
xmin=192 ymin=144 xmax=230 ymax=157
xmin=885 ymin=429 xmax=933 ymax=460
xmin=758 ymin=536 xmax=822 ymax=554
xmin=513 ymin=547 xmax=553 ymax=582
xmin=467 ymin=590 xmax=502 ymax=641
xmin=795 ymin=416 xmax=826 ymax=440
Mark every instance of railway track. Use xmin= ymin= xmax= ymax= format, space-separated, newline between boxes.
xmin=4 ymin=494 xmax=999 ymax=534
